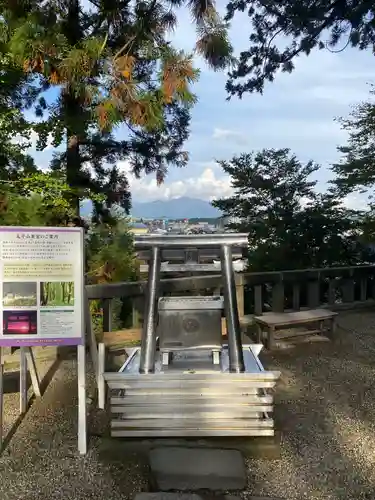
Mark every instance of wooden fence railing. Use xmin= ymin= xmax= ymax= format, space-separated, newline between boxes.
xmin=85 ymin=265 xmax=375 ymax=333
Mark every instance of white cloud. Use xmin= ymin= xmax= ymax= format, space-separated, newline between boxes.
xmin=342 ymin=192 xmax=370 ymax=211
xmin=118 ymin=161 xmax=234 ymax=202
xmin=212 ymin=128 xmax=249 ymax=145
xmin=12 ymin=130 xmax=54 ymax=151
xmin=21 ymin=3 xmax=375 ymax=216
xmin=117 ymin=159 xmax=370 ymax=213
xmin=304 ymin=85 xmax=370 ymax=106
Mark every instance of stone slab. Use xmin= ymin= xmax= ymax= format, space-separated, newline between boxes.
xmin=135 ymin=495 xmax=282 ymax=500
xmin=149 ymin=447 xmax=246 ymax=491
xmin=98 ymin=433 xmax=281 ymax=460
xmin=134 ymin=495 xmax=241 ymax=500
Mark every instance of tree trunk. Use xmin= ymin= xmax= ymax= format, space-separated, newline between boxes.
xmin=66 ymin=127 xmax=81 ymax=216
xmin=63 ymin=0 xmax=83 ymax=217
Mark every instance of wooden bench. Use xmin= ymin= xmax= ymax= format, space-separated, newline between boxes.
xmin=254 ymin=309 xmax=338 ymax=350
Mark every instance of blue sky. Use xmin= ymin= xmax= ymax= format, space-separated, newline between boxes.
xmin=25 ymin=1 xmax=375 ymax=207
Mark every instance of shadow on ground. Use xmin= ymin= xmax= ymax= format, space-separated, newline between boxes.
xmin=246 ymin=310 xmax=375 ymax=500
xmin=3 ymin=371 xmax=31 ymax=394
xmin=1 ymin=357 xmax=61 ymax=453
xmin=1 ymin=311 xmax=375 ymax=500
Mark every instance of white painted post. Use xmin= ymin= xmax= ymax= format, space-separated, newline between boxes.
xmin=85 ymin=290 xmax=98 ymax=381
xmin=19 ymin=347 xmax=27 ymax=414
xmin=25 ymin=348 xmax=41 ymax=398
xmin=98 ymin=343 xmax=106 ymax=410
xmin=0 ymin=347 xmax=4 ymax=451
xmin=77 ymin=344 xmax=87 ymax=455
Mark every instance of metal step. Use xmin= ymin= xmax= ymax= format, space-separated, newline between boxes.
xmin=111 ymin=418 xmax=274 ymax=429
xmin=106 ymin=345 xmax=279 ymax=439
xmin=110 ymin=394 xmax=273 ymax=405
xmin=111 ymin=429 xmax=274 ymax=437
xmin=106 ymin=377 xmax=279 ymax=391
xmin=110 ymin=409 xmax=269 ymax=417
xmin=105 ymin=371 xmax=280 ymax=381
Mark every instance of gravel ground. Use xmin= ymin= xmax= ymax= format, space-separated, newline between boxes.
xmin=0 ymin=354 xmax=149 ymax=500
xmin=244 ymin=310 xmax=375 ymax=500
xmin=1 ymin=358 xmax=57 ymax=437
xmin=1 ymin=311 xmax=375 ymax=500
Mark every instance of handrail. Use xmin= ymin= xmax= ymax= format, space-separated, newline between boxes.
xmin=85 ymin=265 xmax=375 ymax=300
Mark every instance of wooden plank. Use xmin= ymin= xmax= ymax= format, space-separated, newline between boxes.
xmin=254 ymin=285 xmax=262 ymax=315
xmin=274 ymin=329 xmax=321 ymax=340
xmin=103 ymin=328 xmax=142 ymax=348
xmin=102 ymin=299 xmax=112 ymax=333
xmin=292 ymin=283 xmax=300 ymax=311
xmin=85 ymin=288 xmax=98 ymax=379
xmin=328 ymin=279 xmax=336 ymax=305
xmin=360 ymin=278 xmax=368 ymax=302
xmin=254 ymin=309 xmax=337 ymax=327
xmin=342 ymin=278 xmax=355 ymax=303
xmin=132 ymin=296 xmax=142 ymax=328
xmin=271 ymin=283 xmax=284 ymax=312
xmin=221 ymin=316 xmax=252 ymax=336
xmin=236 ymin=274 xmax=245 ymax=318
xmin=307 ymin=281 xmax=320 ymax=308
xmin=25 ymin=348 xmax=41 ymax=398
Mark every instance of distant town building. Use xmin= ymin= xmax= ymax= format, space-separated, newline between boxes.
xmin=217 ymin=215 xmax=242 ymax=230
xmin=129 ymin=222 xmax=148 ymax=235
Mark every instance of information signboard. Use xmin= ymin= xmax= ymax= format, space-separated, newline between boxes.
xmin=0 ymin=226 xmax=84 ymax=347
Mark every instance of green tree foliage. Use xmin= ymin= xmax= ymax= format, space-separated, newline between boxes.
xmin=225 ymin=0 xmax=375 ymax=96
xmin=332 ymin=86 xmax=375 ymax=195
xmin=331 ymin=87 xmax=375 ymax=248
xmin=0 ymin=108 xmax=36 ymax=179
xmin=86 ymin=215 xmax=139 ymax=331
xmin=1 ymin=0 xmax=232 ymax=219
xmin=0 ymin=170 xmax=103 ymax=226
xmin=212 ymin=149 xmax=370 ymax=271
xmin=40 ymin=282 xmax=74 ymax=307
xmin=0 ymin=51 xmax=38 ymax=181
xmin=86 ymin=219 xmax=138 ymax=284
xmin=0 ymin=192 xmax=43 ymax=226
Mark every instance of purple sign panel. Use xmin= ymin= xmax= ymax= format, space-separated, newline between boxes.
xmin=0 ymin=226 xmax=84 ymax=347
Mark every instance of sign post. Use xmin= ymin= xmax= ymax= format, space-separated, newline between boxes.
xmin=0 ymin=226 xmax=86 ymax=454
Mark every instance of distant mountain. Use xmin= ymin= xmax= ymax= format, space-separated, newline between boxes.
xmin=80 ymin=197 xmax=222 ymax=219
xmin=131 ymin=197 xmax=221 ymax=219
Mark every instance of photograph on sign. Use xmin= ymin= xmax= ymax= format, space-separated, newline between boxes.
xmin=3 ymin=310 xmax=38 ymax=335
xmin=40 ymin=281 xmax=75 ymax=307
xmin=3 ymin=282 xmax=37 ymax=307
xmin=0 ymin=227 xmax=84 ymax=347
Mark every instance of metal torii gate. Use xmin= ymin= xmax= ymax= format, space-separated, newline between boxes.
xmin=134 ymin=233 xmax=249 ymax=374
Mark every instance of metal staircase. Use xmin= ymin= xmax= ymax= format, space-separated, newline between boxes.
xmin=102 ymin=233 xmax=280 ymax=437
